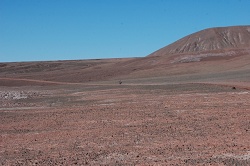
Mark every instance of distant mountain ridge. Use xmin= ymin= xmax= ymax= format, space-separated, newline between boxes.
xmin=149 ymin=25 xmax=250 ymax=57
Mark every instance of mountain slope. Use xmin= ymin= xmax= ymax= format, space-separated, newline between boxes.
xmin=149 ymin=25 xmax=250 ymax=57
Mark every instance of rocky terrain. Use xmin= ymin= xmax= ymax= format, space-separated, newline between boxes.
xmin=0 ymin=83 xmax=249 ymax=165
xmin=149 ymin=25 xmax=250 ymax=57
xmin=0 ymin=25 xmax=250 ymax=165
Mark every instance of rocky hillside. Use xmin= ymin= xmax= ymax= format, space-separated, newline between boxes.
xmin=149 ymin=25 xmax=250 ymax=57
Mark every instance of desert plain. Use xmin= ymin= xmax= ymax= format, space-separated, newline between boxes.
xmin=1 ymin=26 xmax=250 ymax=165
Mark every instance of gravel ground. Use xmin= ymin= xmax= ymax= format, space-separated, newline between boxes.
xmin=0 ymin=83 xmax=249 ymax=165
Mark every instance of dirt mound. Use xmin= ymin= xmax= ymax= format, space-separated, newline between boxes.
xmin=149 ymin=25 xmax=250 ymax=57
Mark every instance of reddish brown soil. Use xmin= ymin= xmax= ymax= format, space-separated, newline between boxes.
xmin=1 ymin=55 xmax=250 ymax=166
xmin=0 ymin=82 xmax=250 ymax=165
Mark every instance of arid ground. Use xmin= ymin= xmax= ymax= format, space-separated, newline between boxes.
xmin=1 ymin=71 xmax=250 ymax=166
xmin=1 ymin=26 xmax=250 ymax=165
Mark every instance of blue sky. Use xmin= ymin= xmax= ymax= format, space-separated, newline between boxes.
xmin=1 ymin=0 xmax=250 ymax=62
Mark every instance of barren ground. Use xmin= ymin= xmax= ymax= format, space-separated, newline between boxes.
xmin=1 ymin=49 xmax=250 ymax=165
xmin=0 ymin=81 xmax=250 ymax=165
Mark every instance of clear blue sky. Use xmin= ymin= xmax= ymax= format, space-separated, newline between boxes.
xmin=1 ymin=0 xmax=250 ymax=62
